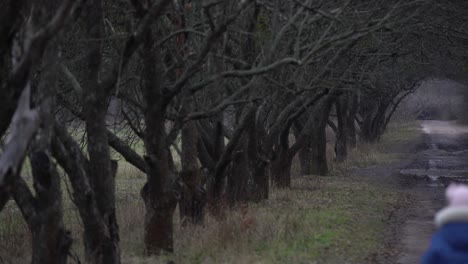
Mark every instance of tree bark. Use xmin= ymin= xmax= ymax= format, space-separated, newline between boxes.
xmin=248 ymin=117 xmax=269 ymax=202
xmin=335 ymin=96 xmax=348 ymax=163
xmin=279 ymin=91 xmax=329 ymax=176
xmin=179 ymin=101 xmax=206 ymax=225
xmin=309 ymin=128 xmax=329 ymax=175
xmin=308 ymin=94 xmax=337 ymax=175
xmin=226 ymin=106 xmax=255 ymax=206
xmin=208 ymin=107 xmax=255 ymax=211
xmin=81 ymin=0 xmax=120 ymax=261
xmin=0 ymin=2 xmax=87 ymax=261
xmin=52 ymin=123 xmax=116 ymax=264
xmin=29 ymin=151 xmax=72 ymax=264
xmin=0 ymin=0 xmax=26 ymax=137
xmin=270 ymin=150 xmax=293 ymax=188
xmin=141 ymin=115 xmax=178 ymax=254
xmin=250 ymin=162 xmax=269 ymax=201
xmin=270 ymin=156 xmax=293 ymax=188
xmin=360 ymin=101 xmax=388 ymax=143
xmin=28 ymin=39 xmax=71 ymax=264
xmin=0 ymin=86 xmax=39 ymax=193
xmin=298 ymin=143 xmax=314 ymax=176
xmin=271 ymin=123 xmax=293 ymax=188
xmin=346 ymin=91 xmax=359 ymax=148
xmin=227 ymin=140 xmax=250 ymax=205
xmin=140 ymin=28 xmax=178 ymax=254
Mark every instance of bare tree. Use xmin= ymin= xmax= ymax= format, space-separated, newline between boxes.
xmin=2 ymin=0 xmax=468 ymax=262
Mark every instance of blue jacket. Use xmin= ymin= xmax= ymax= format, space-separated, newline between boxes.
xmin=422 ymin=217 xmax=468 ymax=263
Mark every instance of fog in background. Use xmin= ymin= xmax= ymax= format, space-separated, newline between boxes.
xmin=395 ymin=79 xmax=467 ymax=122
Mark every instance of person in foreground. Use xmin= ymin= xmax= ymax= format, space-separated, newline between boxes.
xmin=422 ymin=183 xmax=468 ymax=264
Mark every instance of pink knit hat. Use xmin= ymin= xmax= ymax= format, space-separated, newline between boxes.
xmin=435 ymin=183 xmax=468 ymax=227
xmin=446 ymin=183 xmax=468 ymax=206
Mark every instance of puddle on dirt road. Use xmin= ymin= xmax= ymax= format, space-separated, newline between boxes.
xmin=396 ymin=121 xmax=465 ymax=264
xmin=400 ymin=120 xmax=468 ymax=187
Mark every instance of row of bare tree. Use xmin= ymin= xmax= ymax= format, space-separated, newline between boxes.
xmin=0 ymin=0 xmax=467 ymax=263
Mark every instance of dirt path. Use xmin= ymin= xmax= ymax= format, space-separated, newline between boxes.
xmin=396 ymin=121 xmax=468 ymax=263
xmin=396 ymin=187 xmax=443 ymax=264
xmin=351 ymin=121 xmax=468 ymax=263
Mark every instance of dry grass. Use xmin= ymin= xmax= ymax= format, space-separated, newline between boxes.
xmin=329 ymin=121 xmax=420 ymax=174
xmin=122 ymin=176 xmax=401 ymax=264
xmin=332 ymin=143 xmax=397 ymax=172
xmin=0 ymin=176 xmax=402 ymax=264
xmin=381 ymin=121 xmax=420 ymax=147
xmin=0 ymin=176 xmax=146 ymax=263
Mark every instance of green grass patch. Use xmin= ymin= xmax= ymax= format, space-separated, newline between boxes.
xmin=381 ymin=121 xmax=420 ymax=147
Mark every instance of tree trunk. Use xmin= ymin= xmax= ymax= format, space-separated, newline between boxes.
xmin=360 ymin=102 xmax=388 ymax=143
xmin=141 ymin=113 xmax=178 ymax=254
xmin=5 ymin=15 xmax=74 ymax=262
xmin=310 ymin=127 xmax=329 ymax=175
xmin=179 ymin=168 xmax=206 ymax=225
xmin=295 ymin=119 xmax=314 ymax=176
xmin=30 ymin=153 xmax=72 ymax=264
xmin=249 ymin=127 xmax=269 ymax=201
xmin=140 ymin=24 xmax=177 ymax=253
xmin=335 ymin=96 xmax=348 ymax=163
xmin=81 ymin=0 xmax=120 ymax=261
xmin=142 ymin=114 xmax=178 ymax=254
xmin=290 ymin=100 xmax=326 ymax=177
xmin=179 ymin=101 xmax=205 ymax=225
xmin=247 ymin=108 xmax=269 ymax=202
xmin=250 ymin=162 xmax=269 ymax=201
xmin=83 ymin=100 xmax=120 ymax=263
xmin=309 ymin=95 xmax=336 ymax=175
xmin=226 ymin=107 xmax=254 ymax=206
xmin=227 ymin=140 xmax=250 ymax=206
xmin=271 ymin=125 xmax=293 ymax=188
xmin=31 ymin=224 xmax=71 ymax=264
xmin=208 ymin=107 xmax=255 ymax=212
xmin=270 ymin=153 xmax=293 ymax=188
xmin=0 ymin=0 xmax=26 ymax=137
xmin=298 ymin=143 xmax=314 ymax=175
xmin=141 ymin=181 xmax=177 ymax=254
xmin=295 ymin=120 xmax=315 ymax=176
xmin=346 ymin=91 xmax=359 ymax=148
xmin=29 ymin=39 xmax=72 ymax=263
xmin=52 ymin=124 xmax=116 ymax=264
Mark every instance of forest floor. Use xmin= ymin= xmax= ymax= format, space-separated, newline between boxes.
xmin=2 ymin=121 xmax=462 ymax=263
